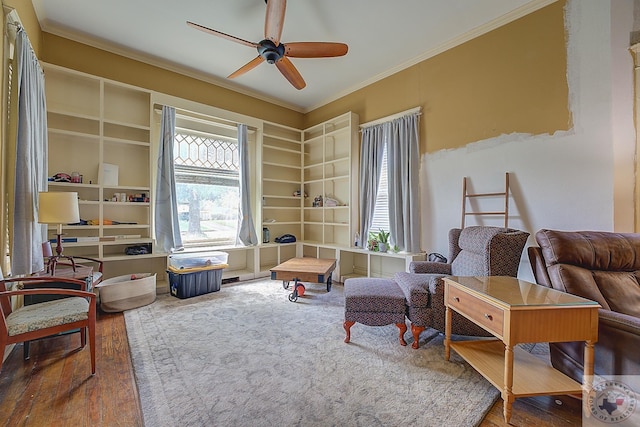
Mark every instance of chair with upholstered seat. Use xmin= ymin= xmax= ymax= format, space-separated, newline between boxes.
xmin=0 ymin=277 xmax=96 ymax=375
xmin=396 ymin=226 xmax=529 ymax=347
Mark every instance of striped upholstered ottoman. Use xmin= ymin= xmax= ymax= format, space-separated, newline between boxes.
xmin=343 ymin=278 xmax=407 ymax=346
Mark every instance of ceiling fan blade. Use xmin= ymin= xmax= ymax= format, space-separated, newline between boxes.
xmin=275 ymin=56 xmax=306 ymax=90
xmin=187 ymin=21 xmax=257 ymax=48
xmin=264 ymin=0 xmax=286 ymax=45
xmin=228 ymin=56 xmax=265 ymax=79
xmin=284 ymin=42 xmax=349 ymax=58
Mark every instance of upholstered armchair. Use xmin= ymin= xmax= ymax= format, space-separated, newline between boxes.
xmin=0 ymin=277 xmax=96 ymax=375
xmin=528 ymin=229 xmax=640 ymax=382
xmin=394 ymin=226 xmax=529 ymax=347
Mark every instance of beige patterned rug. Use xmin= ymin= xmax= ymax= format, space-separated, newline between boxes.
xmin=124 ymin=278 xmax=499 ymax=426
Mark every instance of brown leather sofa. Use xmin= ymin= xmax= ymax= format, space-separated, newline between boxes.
xmin=528 ymin=229 xmax=640 ymax=382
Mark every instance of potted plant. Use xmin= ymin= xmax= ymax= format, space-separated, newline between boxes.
xmin=377 ymin=229 xmax=390 ymax=252
xmin=367 ymin=231 xmax=379 ymax=251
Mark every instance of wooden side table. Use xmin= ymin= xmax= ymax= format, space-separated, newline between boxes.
xmin=443 ymin=276 xmax=600 ymax=423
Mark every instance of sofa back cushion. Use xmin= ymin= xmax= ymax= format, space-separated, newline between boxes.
xmin=536 ymin=229 xmax=640 ymax=317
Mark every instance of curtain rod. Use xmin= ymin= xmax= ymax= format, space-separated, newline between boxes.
xmin=153 ymin=104 xmax=256 ymax=131
xmin=175 ymin=125 xmax=240 ymax=141
xmin=359 ymin=106 xmax=422 ymax=129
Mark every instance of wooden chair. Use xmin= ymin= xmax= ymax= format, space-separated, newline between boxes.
xmin=0 ymin=277 xmax=96 ymax=375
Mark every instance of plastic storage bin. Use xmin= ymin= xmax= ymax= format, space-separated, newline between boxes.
xmin=168 ymin=251 xmax=229 ymax=269
xmin=95 ymin=273 xmax=156 ymax=312
xmin=168 ymin=264 xmax=228 ymax=299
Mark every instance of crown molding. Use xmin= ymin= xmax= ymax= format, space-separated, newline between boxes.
xmin=39 ymin=24 xmax=305 ymax=113
xmin=39 ymin=0 xmax=557 ymax=115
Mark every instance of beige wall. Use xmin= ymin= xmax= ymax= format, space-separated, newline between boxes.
xmin=304 ymin=1 xmax=570 ymax=155
xmin=16 ymin=1 xmax=568 ymax=154
xmin=40 ymin=34 xmax=304 ymax=129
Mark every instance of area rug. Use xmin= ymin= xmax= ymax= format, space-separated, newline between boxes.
xmin=124 ymin=278 xmax=500 ymax=426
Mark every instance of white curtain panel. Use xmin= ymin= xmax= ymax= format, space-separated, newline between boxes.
xmin=387 ymin=113 xmax=421 ymax=253
xmin=236 ymin=124 xmax=258 ymax=245
xmin=154 ymin=105 xmax=184 ymax=253
xmin=358 ymin=125 xmax=385 ymax=247
xmin=12 ymin=28 xmax=48 ymax=276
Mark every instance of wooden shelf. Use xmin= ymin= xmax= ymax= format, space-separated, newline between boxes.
xmin=302 ymin=112 xmax=359 ymax=247
xmin=261 ymin=121 xmax=303 ymax=242
xmin=43 ymin=62 xmax=161 ymax=284
xmin=450 ymin=340 xmax=581 ymax=397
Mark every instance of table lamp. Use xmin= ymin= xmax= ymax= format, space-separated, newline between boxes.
xmin=38 ymin=191 xmax=80 ymax=268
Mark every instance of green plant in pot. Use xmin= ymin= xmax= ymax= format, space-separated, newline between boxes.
xmin=377 ymin=229 xmax=390 ymax=252
xmin=367 ymin=231 xmax=379 ymax=251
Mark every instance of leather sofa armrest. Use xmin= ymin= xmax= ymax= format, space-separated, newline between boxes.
xmin=550 ymin=308 xmax=640 ymax=380
xmin=409 ymin=261 xmax=452 ymax=274
xmin=599 ymin=309 xmax=640 ymax=335
xmin=527 ymin=246 xmax=552 ymax=287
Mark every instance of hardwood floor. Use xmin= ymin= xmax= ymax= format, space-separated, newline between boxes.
xmin=1 ymin=311 xmax=583 ymax=426
xmin=0 ymin=312 xmax=142 ymax=427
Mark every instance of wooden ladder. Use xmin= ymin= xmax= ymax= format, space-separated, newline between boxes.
xmin=461 ymin=172 xmax=510 ymax=228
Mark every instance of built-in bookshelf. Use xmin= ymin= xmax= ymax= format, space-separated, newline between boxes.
xmin=43 ymin=63 xmax=418 ymax=286
xmin=302 ymin=112 xmax=359 ymax=247
xmin=43 ymin=63 xmax=166 ymax=284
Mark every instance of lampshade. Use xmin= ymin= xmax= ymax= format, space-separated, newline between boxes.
xmin=38 ymin=192 xmax=80 ymax=224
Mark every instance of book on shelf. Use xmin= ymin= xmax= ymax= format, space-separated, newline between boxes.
xmin=50 ymin=236 xmax=99 ymax=243
xmin=99 ymin=235 xmax=142 ymax=242
xmin=99 ymin=163 xmax=119 ymax=186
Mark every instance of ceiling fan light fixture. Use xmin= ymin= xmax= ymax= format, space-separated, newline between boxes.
xmin=187 ymin=0 xmax=347 ymax=89
xmin=257 ymin=39 xmax=285 ymax=64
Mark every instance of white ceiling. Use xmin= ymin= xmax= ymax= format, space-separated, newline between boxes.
xmin=31 ymin=0 xmax=549 ymax=112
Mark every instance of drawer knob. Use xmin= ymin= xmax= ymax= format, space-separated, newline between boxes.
xmin=484 ymin=313 xmax=493 ymax=321
xmin=453 ymin=297 xmax=460 ymax=302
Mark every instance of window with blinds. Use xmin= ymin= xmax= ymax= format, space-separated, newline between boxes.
xmin=370 ymin=145 xmax=390 ymax=236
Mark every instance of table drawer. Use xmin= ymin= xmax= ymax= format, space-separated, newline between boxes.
xmin=447 ymin=285 xmax=504 ymax=336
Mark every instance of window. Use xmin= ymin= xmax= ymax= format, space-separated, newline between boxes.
xmin=173 ymin=124 xmax=240 ymax=247
xmin=370 ymin=144 xmax=390 ymax=236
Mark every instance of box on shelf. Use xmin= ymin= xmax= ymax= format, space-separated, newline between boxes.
xmin=95 ymin=273 xmax=156 ymax=312
xmin=99 ymin=163 xmax=119 ymax=186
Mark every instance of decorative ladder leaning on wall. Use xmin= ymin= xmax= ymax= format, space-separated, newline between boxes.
xmin=460 ymin=172 xmax=510 ymax=228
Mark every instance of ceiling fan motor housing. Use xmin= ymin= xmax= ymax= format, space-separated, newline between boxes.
xmin=258 ymin=39 xmax=285 ymax=63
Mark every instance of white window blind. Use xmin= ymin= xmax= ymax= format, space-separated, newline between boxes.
xmin=370 ymin=144 xmax=390 ymax=235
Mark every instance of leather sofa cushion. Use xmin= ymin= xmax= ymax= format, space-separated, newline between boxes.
xmin=537 ymin=229 xmax=640 ymax=271
xmin=538 ymin=229 xmax=640 ymax=317
xmin=594 ymin=271 xmax=640 ymax=317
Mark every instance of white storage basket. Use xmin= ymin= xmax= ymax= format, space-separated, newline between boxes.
xmin=95 ymin=273 xmax=156 ymax=312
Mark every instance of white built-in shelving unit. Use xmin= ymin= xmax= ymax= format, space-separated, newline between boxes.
xmin=43 ymin=64 xmax=422 ymax=289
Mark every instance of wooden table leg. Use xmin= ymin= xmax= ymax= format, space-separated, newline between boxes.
xmin=444 ymin=306 xmax=452 ymax=361
xmin=503 ymin=344 xmax=514 ymax=423
xmin=583 ymin=339 xmax=595 ymax=393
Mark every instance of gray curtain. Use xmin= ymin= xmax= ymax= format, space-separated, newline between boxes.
xmin=154 ymin=106 xmax=183 ymax=253
xmin=12 ymin=28 xmax=48 ymax=276
xmin=236 ymin=124 xmax=258 ymax=245
xmin=387 ymin=113 xmax=421 ymax=253
xmin=358 ymin=125 xmax=385 ymax=248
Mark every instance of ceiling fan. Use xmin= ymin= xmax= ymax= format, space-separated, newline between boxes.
xmin=187 ymin=0 xmax=348 ymax=90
